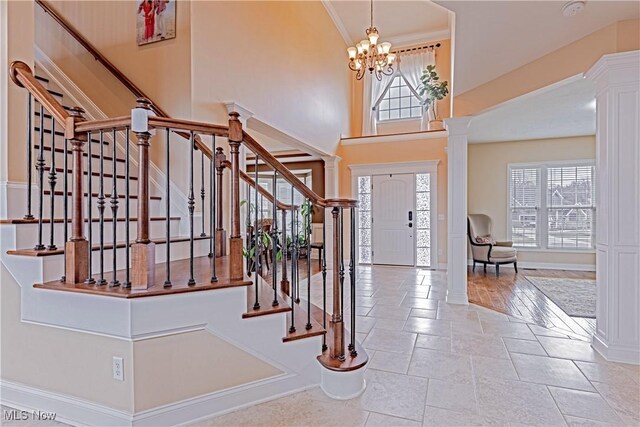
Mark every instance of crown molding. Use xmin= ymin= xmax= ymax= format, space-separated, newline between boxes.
xmin=321 ymin=0 xmax=352 ymax=46
xmin=387 ymin=29 xmax=450 ymax=49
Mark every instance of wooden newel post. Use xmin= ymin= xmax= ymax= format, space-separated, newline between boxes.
xmin=215 ymin=147 xmax=227 ymax=257
xmin=130 ymin=98 xmax=155 ymax=289
xmin=228 ymin=112 xmax=244 ymax=280
xmin=64 ymin=107 xmax=89 ymax=284
xmin=330 ymin=207 xmax=345 ymax=360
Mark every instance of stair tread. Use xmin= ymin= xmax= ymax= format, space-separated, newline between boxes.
xmin=36 ymin=145 xmax=126 ymax=163
xmin=283 ymin=297 xmax=326 ymax=343
xmin=7 ymin=235 xmax=210 ymax=257
xmin=42 ymin=190 xmax=161 ymax=200
xmin=33 ymin=127 xmax=106 ymax=144
xmin=243 ymin=278 xmax=292 ymax=318
xmin=44 ymin=166 xmax=138 ymax=180
xmin=34 ymin=255 xmax=252 ymax=299
xmin=317 ymin=340 xmax=369 ymax=372
xmin=0 ymin=216 xmax=179 ymax=224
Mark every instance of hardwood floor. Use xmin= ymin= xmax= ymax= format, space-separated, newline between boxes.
xmin=467 ymin=267 xmax=596 ymax=340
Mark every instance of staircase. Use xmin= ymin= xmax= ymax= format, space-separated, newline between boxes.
xmin=2 ymin=1 xmax=366 ymax=420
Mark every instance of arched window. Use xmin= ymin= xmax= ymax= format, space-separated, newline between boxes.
xmin=375 ymin=75 xmax=423 ymax=122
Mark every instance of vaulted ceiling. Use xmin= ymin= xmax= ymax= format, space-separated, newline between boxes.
xmin=322 ymin=1 xmax=451 ymax=47
xmin=435 ymin=0 xmax=640 ymax=94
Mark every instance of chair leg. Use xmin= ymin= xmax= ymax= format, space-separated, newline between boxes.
xmin=514 ymin=262 xmax=518 ymax=274
xmin=472 ymin=261 xmax=476 ymax=272
xmin=496 ymin=264 xmax=500 ymax=277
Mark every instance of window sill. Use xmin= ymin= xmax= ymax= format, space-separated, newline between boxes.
xmin=378 ymin=117 xmax=422 ymax=124
xmin=512 ymin=247 xmax=596 ymax=254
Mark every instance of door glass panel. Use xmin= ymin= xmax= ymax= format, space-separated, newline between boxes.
xmin=357 ymin=176 xmax=372 ymax=264
xmin=415 ymin=173 xmax=431 ymax=267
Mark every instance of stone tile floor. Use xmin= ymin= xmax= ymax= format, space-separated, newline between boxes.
xmin=3 ymin=266 xmax=639 ymax=426
xmin=201 ymin=266 xmax=640 ymax=427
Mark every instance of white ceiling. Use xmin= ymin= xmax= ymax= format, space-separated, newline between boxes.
xmin=435 ymin=0 xmax=640 ymax=95
xmin=323 ymin=1 xmax=451 ymax=47
xmin=468 ymin=75 xmax=596 ymax=144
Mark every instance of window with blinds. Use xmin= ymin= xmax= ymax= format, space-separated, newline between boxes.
xmin=508 ymin=162 xmax=595 ymax=250
xmin=509 ymin=167 xmax=540 ymax=247
xmin=547 ymin=165 xmax=595 ymax=249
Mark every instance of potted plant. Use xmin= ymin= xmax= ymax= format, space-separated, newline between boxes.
xmin=418 ymin=64 xmax=449 ymax=131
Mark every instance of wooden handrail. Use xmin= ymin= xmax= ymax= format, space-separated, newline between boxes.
xmin=220 ymin=160 xmax=295 ymax=211
xmin=242 ymin=131 xmax=357 ymax=209
xmin=35 ymin=0 xmax=169 ymax=118
xmin=10 ymin=61 xmax=69 ymax=127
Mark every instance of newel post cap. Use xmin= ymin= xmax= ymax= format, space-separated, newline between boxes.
xmin=132 ymin=98 xmax=154 ymax=133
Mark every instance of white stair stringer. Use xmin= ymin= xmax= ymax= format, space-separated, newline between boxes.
xmin=1 ymin=225 xmax=322 ymax=425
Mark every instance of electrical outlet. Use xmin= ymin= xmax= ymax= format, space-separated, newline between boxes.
xmin=112 ymin=357 xmax=124 ymax=381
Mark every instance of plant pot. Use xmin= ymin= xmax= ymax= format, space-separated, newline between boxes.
xmin=428 ymin=119 xmax=444 ymax=131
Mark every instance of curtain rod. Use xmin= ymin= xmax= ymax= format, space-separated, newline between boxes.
xmin=393 ymin=43 xmax=441 ymax=55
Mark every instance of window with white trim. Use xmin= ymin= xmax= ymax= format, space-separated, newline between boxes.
xmin=376 ymin=76 xmax=423 ymax=122
xmin=508 ymin=162 xmax=595 ymax=250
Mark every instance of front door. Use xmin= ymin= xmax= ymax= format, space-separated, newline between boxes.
xmin=372 ymin=174 xmax=414 ymax=266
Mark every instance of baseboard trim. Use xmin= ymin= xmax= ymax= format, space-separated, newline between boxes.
xmin=467 ymin=259 xmax=596 ymax=272
xmin=592 ymin=333 xmax=640 ymax=365
xmin=0 ymin=380 xmax=132 ymax=426
xmin=1 ymin=372 xmax=317 ymax=426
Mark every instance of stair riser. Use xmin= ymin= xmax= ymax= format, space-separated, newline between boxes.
xmin=12 ymin=219 xmax=181 ymax=250
xmin=6 ymin=193 xmax=164 ymax=220
xmin=38 ymin=238 xmax=213 ymax=283
xmin=34 ymin=147 xmax=134 ymax=181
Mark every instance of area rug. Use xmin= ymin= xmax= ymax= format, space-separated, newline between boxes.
xmin=525 ymin=276 xmax=596 ymax=318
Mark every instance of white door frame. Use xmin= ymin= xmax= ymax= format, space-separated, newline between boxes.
xmin=350 ymin=160 xmax=440 ymax=268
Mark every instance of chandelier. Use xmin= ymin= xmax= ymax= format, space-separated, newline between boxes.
xmin=347 ymin=0 xmax=396 ymax=81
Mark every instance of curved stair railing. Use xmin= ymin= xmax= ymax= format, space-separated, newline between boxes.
xmin=9 ymin=61 xmax=366 ymax=377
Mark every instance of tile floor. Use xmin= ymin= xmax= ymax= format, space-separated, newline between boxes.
xmin=201 ymin=266 xmax=640 ymax=427
xmin=4 ymin=266 xmax=639 ymax=426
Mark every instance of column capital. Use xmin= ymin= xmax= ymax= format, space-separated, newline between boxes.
xmin=322 ymin=155 xmax=342 ymax=168
xmin=585 ymin=51 xmax=640 ymax=89
xmin=444 ymin=117 xmax=473 ymax=136
xmin=224 ymin=102 xmax=254 ymax=127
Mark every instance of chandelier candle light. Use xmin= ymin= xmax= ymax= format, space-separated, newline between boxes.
xmin=347 ymin=0 xmax=396 ymax=80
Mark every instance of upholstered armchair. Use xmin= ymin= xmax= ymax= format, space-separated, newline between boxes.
xmin=468 ymin=214 xmax=518 ymax=276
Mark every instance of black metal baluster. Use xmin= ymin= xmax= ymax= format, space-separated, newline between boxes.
xmin=321 ymin=208 xmax=327 ymax=351
xmin=288 ymin=183 xmax=296 ymax=333
xmin=253 ymin=154 xmax=260 ymax=309
xmin=96 ymin=130 xmax=107 ymax=285
xmin=200 ymin=149 xmax=206 ymax=237
xmin=209 ymin=138 xmax=216 ymax=259
xmin=109 ymin=129 xmax=120 ymax=287
xmin=85 ymin=131 xmax=95 ymax=285
xmin=271 ymin=170 xmax=279 ymax=307
xmin=61 ymin=136 xmax=69 ymax=282
xmin=211 ymin=135 xmax=217 ymax=282
xmin=188 ymin=130 xmax=196 ymax=286
xmin=34 ymin=105 xmax=46 ymax=251
xmin=259 ymin=192 xmax=264 ymax=277
xmin=295 ymin=206 xmax=301 ymax=304
xmin=245 ymin=181 xmax=251 ymax=275
xmin=339 ymin=208 xmax=345 ymax=333
xmin=24 ymin=94 xmax=34 ymax=220
xmin=164 ymin=128 xmax=171 ymax=288
xmin=305 ymin=199 xmax=312 ymax=330
xmin=47 ymin=119 xmax=57 ymax=250
xmin=281 ymin=208 xmax=288 ymax=295
xmin=122 ymin=128 xmax=131 ymax=288
xmin=349 ymin=206 xmax=357 ymax=356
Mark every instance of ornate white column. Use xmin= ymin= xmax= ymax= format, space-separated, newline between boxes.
xmin=444 ymin=117 xmax=473 ymax=305
xmin=586 ymin=51 xmax=640 ymax=364
xmin=323 ymin=155 xmax=341 ymax=269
